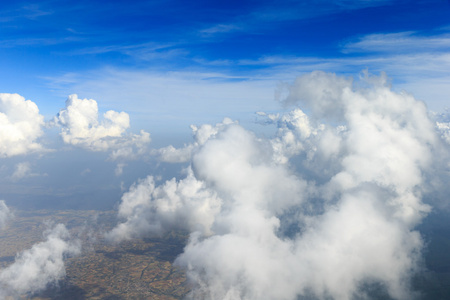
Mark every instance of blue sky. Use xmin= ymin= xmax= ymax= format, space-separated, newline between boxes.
xmin=1 ymin=0 xmax=449 ymax=133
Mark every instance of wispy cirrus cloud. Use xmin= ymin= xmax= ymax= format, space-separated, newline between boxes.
xmin=44 ymin=46 xmax=450 ymax=124
xmin=44 ymin=68 xmax=279 ymax=131
xmin=342 ymin=31 xmax=450 ymax=53
xmin=11 ymin=162 xmax=46 ymax=180
xmin=68 ymin=42 xmax=181 ymax=58
xmin=0 ymin=2 xmax=53 ymax=23
xmin=0 ymin=37 xmax=82 ymax=48
xmin=199 ymin=24 xmax=243 ymax=37
xmin=197 ymin=0 xmax=401 ymax=38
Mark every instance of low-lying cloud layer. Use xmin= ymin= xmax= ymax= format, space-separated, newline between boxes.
xmin=0 ymin=222 xmax=81 ymax=298
xmin=0 ymin=200 xmax=13 ymax=229
xmin=108 ymin=71 xmax=447 ymax=300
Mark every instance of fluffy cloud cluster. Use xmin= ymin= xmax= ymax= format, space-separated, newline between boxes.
xmin=108 ymin=71 xmax=446 ymax=300
xmin=0 ymin=223 xmax=81 ymax=298
xmin=0 ymin=200 xmax=13 ymax=229
xmin=106 ymin=170 xmax=222 ymax=242
xmin=153 ymin=118 xmax=237 ymax=163
xmin=54 ymin=94 xmax=150 ymax=159
xmin=436 ymin=121 xmax=450 ymax=145
xmin=0 ymin=93 xmax=45 ymax=157
xmin=109 ymin=122 xmax=305 ymax=242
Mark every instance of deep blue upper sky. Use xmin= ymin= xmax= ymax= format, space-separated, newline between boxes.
xmin=1 ymin=0 xmax=450 ymax=132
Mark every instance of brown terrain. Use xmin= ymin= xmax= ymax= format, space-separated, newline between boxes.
xmin=0 ymin=209 xmax=190 ymax=299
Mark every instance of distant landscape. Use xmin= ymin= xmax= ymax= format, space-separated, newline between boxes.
xmin=0 ymin=209 xmax=189 ymax=299
xmin=1 ymin=208 xmax=450 ymax=299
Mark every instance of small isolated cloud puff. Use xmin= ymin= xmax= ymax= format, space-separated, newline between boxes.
xmin=0 ymin=93 xmax=44 ymax=157
xmin=10 ymin=162 xmax=43 ymax=180
xmin=0 ymin=223 xmax=81 ymax=297
xmin=54 ymin=94 xmax=150 ymax=160
xmin=0 ymin=200 xmax=13 ymax=229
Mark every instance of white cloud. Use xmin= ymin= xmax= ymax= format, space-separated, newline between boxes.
xmin=0 ymin=93 xmax=45 ymax=157
xmin=54 ymin=94 xmax=151 ymax=159
xmin=196 ymin=0 xmax=396 ymax=39
xmin=45 ymin=70 xmax=278 ymax=130
xmin=342 ymin=31 xmax=450 ymax=53
xmin=10 ymin=162 xmax=43 ymax=180
xmin=106 ymin=170 xmax=222 ymax=242
xmin=0 ymin=223 xmax=81 ymax=297
xmin=281 ymin=71 xmax=353 ymax=121
xmin=114 ymin=163 xmax=127 ymax=176
xmin=108 ymin=71 xmax=446 ymax=300
xmin=282 ymin=71 xmax=435 ymax=223
xmin=0 ymin=201 xmax=13 ymax=229
xmin=153 ymin=144 xmax=194 ymax=163
xmin=108 ymin=120 xmax=306 ymax=242
xmin=268 ymin=108 xmax=321 ymax=164
xmin=45 ymin=48 xmax=450 ymax=128
xmin=80 ymin=168 xmax=91 ymax=175
xmin=200 ymin=24 xmax=242 ymax=36
xmin=153 ymin=118 xmax=237 ymax=163
xmin=437 ymin=122 xmax=450 ymax=144
xmin=11 ymin=162 xmax=32 ymax=180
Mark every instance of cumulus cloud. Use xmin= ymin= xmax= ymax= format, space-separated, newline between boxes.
xmin=106 ymin=169 xmax=222 ymax=242
xmin=0 ymin=200 xmax=13 ymax=229
xmin=108 ymin=71 xmax=446 ymax=300
xmin=0 ymin=223 xmax=81 ymax=298
xmin=153 ymin=118 xmax=237 ymax=163
xmin=153 ymin=144 xmax=195 ymax=163
xmin=0 ymin=93 xmax=45 ymax=157
xmin=279 ymin=71 xmax=435 ymax=222
xmin=54 ymin=94 xmax=151 ymax=160
xmin=436 ymin=121 xmax=450 ymax=144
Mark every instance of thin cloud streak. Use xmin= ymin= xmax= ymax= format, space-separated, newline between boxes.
xmin=198 ymin=0 xmax=400 ymax=38
xmin=342 ymin=31 xmax=450 ymax=53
